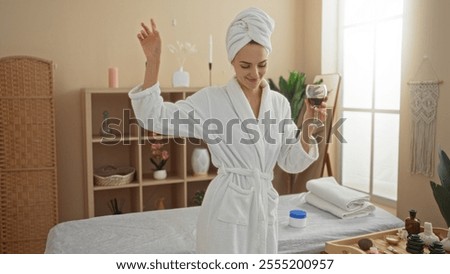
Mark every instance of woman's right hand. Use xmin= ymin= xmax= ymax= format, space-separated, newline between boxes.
xmin=137 ymin=19 xmax=161 ymax=62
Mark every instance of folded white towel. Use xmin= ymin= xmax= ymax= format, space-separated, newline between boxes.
xmin=305 ymin=192 xmax=376 ymax=219
xmin=226 ymin=7 xmax=275 ymax=62
xmin=306 ymin=177 xmax=369 ymax=211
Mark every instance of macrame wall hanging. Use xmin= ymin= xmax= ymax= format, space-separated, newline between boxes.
xmin=408 ymin=56 xmax=443 ymax=177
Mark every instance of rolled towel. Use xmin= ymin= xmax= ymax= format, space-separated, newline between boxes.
xmin=306 ymin=177 xmax=369 ymax=211
xmin=226 ymin=7 xmax=275 ymax=62
xmin=305 ymin=192 xmax=376 ymax=219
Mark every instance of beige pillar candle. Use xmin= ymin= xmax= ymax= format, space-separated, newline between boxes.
xmin=108 ymin=67 xmax=119 ymax=88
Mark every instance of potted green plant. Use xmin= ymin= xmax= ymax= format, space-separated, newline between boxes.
xmin=150 ymin=143 xmax=169 ymax=180
xmin=269 ymin=71 xmax=323 ymax=124
xmin=430 ymin=147 xmax=450 ymax=226
xmin=268 ymin=71 xmax=307 ymax=124
xmin=192 ymin=189 xmax=206 ymax=206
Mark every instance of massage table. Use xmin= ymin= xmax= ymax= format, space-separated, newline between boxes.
xmin=45 ymin=193 xmax=403 ymax=254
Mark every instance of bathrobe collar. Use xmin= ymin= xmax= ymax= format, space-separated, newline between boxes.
xmin=225 ymin=77 xmax=271 ymax=121
xmin=225 ymin=77 xmax=272 ymax=170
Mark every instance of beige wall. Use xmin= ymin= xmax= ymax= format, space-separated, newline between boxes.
xmin=303 ymin=0 xmax=322 ymax=82
xmin=397 ymin=0 xmax=450 ymax=227
xmin=1 ymin=0 xmax=315 ymax=221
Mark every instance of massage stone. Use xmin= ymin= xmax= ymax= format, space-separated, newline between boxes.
xmin=357 ymin=238 xmax=373 ymax=251
xmin=406 ymin=234 xmax=425 ymax=254
xmin=429 ymin=241 xmax=446 ymax=254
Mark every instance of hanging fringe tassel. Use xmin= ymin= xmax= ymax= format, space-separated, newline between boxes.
xmin=409 ymin=81 xmax=439 ymax=177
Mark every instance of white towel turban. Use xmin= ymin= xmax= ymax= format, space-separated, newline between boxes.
xmin=226 ymin=7 xmax=275 ymax=62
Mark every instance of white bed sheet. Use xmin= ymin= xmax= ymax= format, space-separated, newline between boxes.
xmin=45 ymin=193 xmax=403 ymax=254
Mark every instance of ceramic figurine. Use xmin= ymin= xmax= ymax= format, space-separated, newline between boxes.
xmin=155 ymin=197 xmax=166 ymax=210
xmin=441 ymin=227 xmax=450 ymax=252
xmin=419 ymin=222 xmax=439 ymax=246
xmin=397 ymin=228 xmax=408 ymax=240
xmin=405 ymin=209 xmax=420 ymax=235
xmin=100 ymin=110 xmax=111 ymax=136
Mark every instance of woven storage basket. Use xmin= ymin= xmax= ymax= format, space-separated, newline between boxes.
xmin=94 ymin=166 xmax=135 ymax=186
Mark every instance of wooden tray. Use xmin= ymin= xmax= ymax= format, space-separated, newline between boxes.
xmin=325 ymin=227 xmax=448 ymax=254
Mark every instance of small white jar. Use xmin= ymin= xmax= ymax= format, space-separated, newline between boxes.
xmin=289 ymin=209 xmax=307 ymax=228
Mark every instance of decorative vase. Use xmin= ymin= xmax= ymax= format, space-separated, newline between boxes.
xmin=191 ymin=148 xmax=210 ymax=176
xmin=153 ymin=169 xmax=167 ymax=180
xmin=419 ymin=222 xmax=439 ymax=246
xmin=172 ymin=67 xmax=190 ymax=87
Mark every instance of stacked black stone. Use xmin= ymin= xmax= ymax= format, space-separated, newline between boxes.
xmin=406 ymin=234 xmax=425 ymax=254
xmin=429 ymin=241 xmax=446 ymax=254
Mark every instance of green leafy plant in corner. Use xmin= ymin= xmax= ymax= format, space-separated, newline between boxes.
xmin=268 ymin=71 xmax=323 ymax=124
xmin=192 ymin=189 xmax=206 ymax=206
xmin=430 ymin=147 xmax=450 ymax=226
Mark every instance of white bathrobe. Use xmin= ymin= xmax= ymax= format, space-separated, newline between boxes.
xmin=129 ymin=78 xmax=318 ymax=253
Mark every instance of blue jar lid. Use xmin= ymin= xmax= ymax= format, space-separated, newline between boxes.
xmin=290 ymin=209 xmax=307 ymax=219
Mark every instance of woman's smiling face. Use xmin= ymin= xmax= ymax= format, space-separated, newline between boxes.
xmin=231 ymin=42 xmax=268 ymax=93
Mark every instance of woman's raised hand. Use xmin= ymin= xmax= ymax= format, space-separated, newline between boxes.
xmin=137 ymin=19 xmax=161 ymax=62
xmin=138 ymin=19 xmax=161 ymax=88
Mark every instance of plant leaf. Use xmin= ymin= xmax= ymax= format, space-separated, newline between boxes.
xmin=268 ymin=78 xmax=279 ymax=92
xmin=430 ymin=181 xmax=450 ymax=227
xmin=314 ymin=78 xmax=324 ymax=85
xmin=288 ymin=71 xmax=299 ymax=99
xmin=274 ymin=71 xmax=308 ymax=122
xmin=279 ymin=76 xmax=289 ymax=99
xmin=150 ymin=158 xmax=159 ymax=169
xmin=438 ymin=148 xmax=450 ymax=191
xmin=291 ymin=90 xmax=303 ymax=123
xmin=298 ymin=71 xmax=306 ymax=82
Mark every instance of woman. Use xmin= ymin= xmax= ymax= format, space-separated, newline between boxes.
xmin=129 ymin=7 xmax=327 ymax=253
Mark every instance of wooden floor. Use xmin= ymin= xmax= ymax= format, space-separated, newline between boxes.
xmin=373 ymin=202 xmax=397 ymax=216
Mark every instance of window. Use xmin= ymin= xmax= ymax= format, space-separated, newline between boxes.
xmin=339 ymin=0 xmax=403 ymax=204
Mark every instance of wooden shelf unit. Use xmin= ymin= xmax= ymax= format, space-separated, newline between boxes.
xmin=82 ymin=87 xmax=216 ymax=218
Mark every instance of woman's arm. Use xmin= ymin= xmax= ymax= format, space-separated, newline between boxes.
xmin=137 ymin=19 xmax=161 ymax=89
xmin=131 ymin=19 xmax=210 ymax=139
xmin=277 ymin=98 xmax=327 ymax=174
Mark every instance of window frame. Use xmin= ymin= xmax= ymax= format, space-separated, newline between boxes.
xmin=337 ymin=0 xmax=404 ymax=207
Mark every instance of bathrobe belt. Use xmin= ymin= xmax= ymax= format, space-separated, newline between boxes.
xmin=218 ymin=167 xmax=274 ymax=253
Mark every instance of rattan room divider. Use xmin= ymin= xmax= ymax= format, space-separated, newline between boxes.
xmin=0 ymin=56 xmax=58 ymax=253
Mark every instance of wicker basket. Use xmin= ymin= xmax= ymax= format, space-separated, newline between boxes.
xmin=94 ymin=166 xmax=135 ymax=186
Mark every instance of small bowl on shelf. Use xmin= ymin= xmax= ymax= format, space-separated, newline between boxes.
xmin=385 ymin=235 xmax=401 ymax=246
